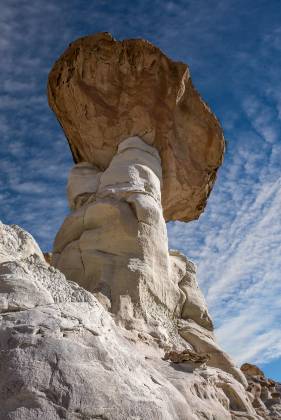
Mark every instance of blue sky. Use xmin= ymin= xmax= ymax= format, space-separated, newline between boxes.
xmin=1 ymin=0 xmax=281 ymax=380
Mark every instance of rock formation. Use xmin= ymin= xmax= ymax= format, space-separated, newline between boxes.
xmin=1 ymin=33 xmax=277 ymax=419
xmin=241 ymin=363 xmax=281 ymax=419
xmin=48 ymin=32 xmax=225 ymax=222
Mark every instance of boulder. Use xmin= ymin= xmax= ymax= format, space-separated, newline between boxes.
xmin=241 ymin=363 xmax=265 ymax=378
xmin=48 ymin=32 xmax=225 ymax=222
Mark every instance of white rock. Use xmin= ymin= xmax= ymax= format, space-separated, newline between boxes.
xmin=98 ymin=136 xmax=162 ymax=203
xmin=53 ymin=138 xmax=182 ymax=326
xmin=53 ymin=138 xmax=250 ymax=391
xmin=0 ymin=223 xmax=261 ymax=419
xmin=170 ymin=250 xmax=213 ymax=330
xmin=0 ymin=222 xmax=44 ymax=264
xmin=178 ymin=319 xmax=247 ymax=387
xmin=67 ymin=162 xmax=101 ymax=210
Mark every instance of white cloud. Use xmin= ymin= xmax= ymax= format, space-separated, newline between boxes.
xmin=168 ymin=145 xmax=281 ymax=365
xmin=168 ymin=18 xmax=281 ymax=368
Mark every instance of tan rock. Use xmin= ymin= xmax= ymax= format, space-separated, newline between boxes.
xmin=43 ymin=252 xmax=52 ymax=264
xmin=164 ymin=349 xmax=210 ymax=365
xmin=48 ymin=32 xmax=225 ymax=222
xmin=241 ymin=362 xmax=281 ymax=418
xmin=241 ymin=363 xmax=265 ymax=378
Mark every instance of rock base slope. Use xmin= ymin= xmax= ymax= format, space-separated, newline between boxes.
xmin=0 ymin=222 xmax=266 ymax=420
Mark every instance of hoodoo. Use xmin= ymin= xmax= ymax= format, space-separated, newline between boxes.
xmin=1 ymin=33 xmax=279 ymax=419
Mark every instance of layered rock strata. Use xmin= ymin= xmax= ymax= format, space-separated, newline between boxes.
xmin=0 ymin=222 xmax=263 ymax=419
xmin=48 ymin=32 xmax=225 ymax=222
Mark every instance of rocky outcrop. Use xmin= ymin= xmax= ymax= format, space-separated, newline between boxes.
xmin=0 ymin=222 xmax=262 ymax=419
xmin=170 ymin=250 xmax=213 ymax=331
xmin=48 ymin=32 xmax=225 ymax=222
xmin=241 ymin=363 xmax=281 ymax=419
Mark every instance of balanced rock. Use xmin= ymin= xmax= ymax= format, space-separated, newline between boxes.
xmin=2 ymin=30 xmax=279 ymax=419
xmin=48 ymin=35 xmax=239 ymax=389
xmin=48 ymin=32 xmax=225 ymax=222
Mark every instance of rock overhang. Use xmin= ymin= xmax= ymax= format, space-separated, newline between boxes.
xmin=48 ymin=32 xmax=225 ymax=222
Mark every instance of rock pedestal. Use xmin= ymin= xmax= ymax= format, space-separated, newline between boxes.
xmin=48 ymin=33 xmax=247 ymax=393
xmin=53 ymin=137 xmax=183 ymax=324
xmin=52 ymin=136 xmax=246 ymax=387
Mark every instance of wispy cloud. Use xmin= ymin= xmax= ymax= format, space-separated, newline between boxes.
xmin=168 ymin=20 xmax=281 ymax=366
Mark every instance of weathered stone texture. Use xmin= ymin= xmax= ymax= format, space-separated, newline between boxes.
xmin=0 ymin=222 xmax=262 ymax=419
xmin=52 ymin=137 xmax=247 ymax=388
xmin=48 ymin=32 xmax=225 ymax=222
xmin=241 ymin=363 xmax=281 ymax=419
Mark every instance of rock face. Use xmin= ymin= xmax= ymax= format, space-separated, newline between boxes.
xmin=0 ymin=222 xmax=263 ymax=419
xmin=48 ymin=32 xmax=225 ymax=222
xmin=241 ymin=363 xmax=281 ymax=419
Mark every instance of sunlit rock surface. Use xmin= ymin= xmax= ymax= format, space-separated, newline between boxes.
xmin=0 ymin=222 xmax=262 ymax=420
xmin=53 ymin=138 xmax=182 ymax=328
xmin=48 ymin=32 xmax=225 ymax=222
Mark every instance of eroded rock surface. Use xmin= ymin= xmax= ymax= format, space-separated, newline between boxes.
xmin=53 ymin=138 xmax=183 ymax=335
xmin=53 ymin=137 xmax=246 ymax=388
xmin=48 ymin=32 xmax=225 ymax=222
xmin=0 ymin=222 xmax=263 ymax=419
xmin=241 ymin=363 xmax=281 ymax=419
